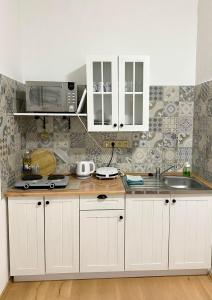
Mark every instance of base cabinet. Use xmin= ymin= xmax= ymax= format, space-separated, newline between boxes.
xmin=8 ymin=197 xmax=45 ymax=276
xmin=80 ymin=210 xmax=125 ymax=272
xmin=125 ymin=196 xmax=169 ymax=271
xmin=45 ymin=197 xmax=79 ymax=274
xmin=8 ymin=193 xmax=212 ymax=278
xmin=169 ymin=196 xmax=211 ymax=270
xmin=125 ymin=195 xmax=212 ymax=272
xmin=8 ymin=196 xmax=79 ymax=276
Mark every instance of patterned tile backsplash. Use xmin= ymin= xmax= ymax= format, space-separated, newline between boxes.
xmin=0 ymin=74 xmax=25 ymax=195
xmin=21 ymin=85 xmax=195 ymax=174
xmin=0 ymin=73 xmax=199 ymax=188
xmin=192 ymin=80 xmax=212 ymax=181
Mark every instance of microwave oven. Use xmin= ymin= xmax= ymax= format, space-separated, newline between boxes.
xmin=26 ymin=81 xmax=77 ymax=112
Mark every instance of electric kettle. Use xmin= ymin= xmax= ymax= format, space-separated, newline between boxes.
xmin=76 ymin=161 xmax=95 ymax=179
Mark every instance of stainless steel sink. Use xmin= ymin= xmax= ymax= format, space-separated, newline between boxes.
xmin=162 ymin=176 xmax=210 ymax=189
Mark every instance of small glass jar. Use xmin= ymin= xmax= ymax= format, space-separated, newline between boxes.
xmin=22 ymin=150 xmax=32 ymax=175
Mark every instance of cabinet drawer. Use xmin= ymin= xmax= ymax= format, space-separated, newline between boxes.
xmin=80 ymin=194 xmax=125 ymax=210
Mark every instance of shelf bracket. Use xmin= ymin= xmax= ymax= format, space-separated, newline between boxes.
xmin=62 ymin=116 xmax=71 ymax=130
xmin=34 ymin=116 xmax=46 ymax=130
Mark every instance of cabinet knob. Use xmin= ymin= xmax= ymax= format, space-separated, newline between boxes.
xmin=97 ymin=194 xmax=108 ymax=200
xmin=165 ymin=199 xmax=169 ymax=204
xmin=120 ymin=124 xmax=124 ymax=128
xmin=37 ymin=202 xmax=42 ymax=206
xmin=119 ymin=216 xmax=124 ymax=220
xmin=113 ymin=123 xmax=117 ymax=128
xmin=172 ymin=199 xmax=176 ymax=204
xmin=46 ymin=201 xmax=50 ymax=205
xmin=49 ymin=183 xmax=55 ymax=189
xmin=24 ymin=183 xmax=30 ymax=190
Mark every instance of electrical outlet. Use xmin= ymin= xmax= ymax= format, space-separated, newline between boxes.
xmin=103 ymin=140 xmax=129 ymax=148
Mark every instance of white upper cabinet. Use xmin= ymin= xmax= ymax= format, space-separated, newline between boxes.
xmin=119 ymin=56 xmax=149 ymax=131
xmin=169 ymin=196 xmax=211 ymax=270
xmin=87 ymin=55 xmax=119 ymax=132
xmin=8 ymin=197 xmax=45 ymax=276
xmin=86 ymin=55 xmax=149 ymax=132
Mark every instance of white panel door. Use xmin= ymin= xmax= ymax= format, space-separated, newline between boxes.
xmin=80 ymin=210 xmax=124 ymax=272
xmin=45 ymin=197 xmax=79 ymax=274
xmin=125 ymin=196 xmax=169 ymax=271
xmin=8 ymin=197 xmax=45 ymax=276
xmin=119 ymin=55 xmax=149 ymax=131
xmin=87 ymin=55 xmax=118 ymax=132
xmin=169 ymin=196 xmax=211 ymax=270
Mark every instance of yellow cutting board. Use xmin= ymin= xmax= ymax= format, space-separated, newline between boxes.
xmin=31 ymin=149 xmax=56 ymax=176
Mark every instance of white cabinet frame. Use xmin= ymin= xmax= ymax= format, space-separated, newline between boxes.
xmin=119 ymin=55 xmax=149 ymax=131
xmin=86 ymin=55 xmax=149 ymax=132
xmin=87 ymin=55 xmax=118 ymax=132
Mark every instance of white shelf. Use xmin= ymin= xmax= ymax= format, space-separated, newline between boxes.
xmin=124 ymin=92 xmax=144 ymax=95
xmin=93 ymin=92 xmax=112 ymax=95
xmin=13 ymin=113 xmax=87 ymax=117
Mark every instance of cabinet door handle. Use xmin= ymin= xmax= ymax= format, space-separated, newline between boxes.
xmin=172 ymin=199 xmax=176 ymax=204
xmin=113 ymin=123 xmax=117 ymax=128
xmin=165 ymin=199 xmax=169 ymax=204
xmin=37 ymin=202 xmax=42 ymax=206
xmin=97 ymin=194 xmax=108 ymax=200
xmin=46 ymin=201 xmax=50 ymax=206
xmin=119 ymin=216 xmax=124 ymax=220
xmin=120 ymin=123 xmax=124 ymax=128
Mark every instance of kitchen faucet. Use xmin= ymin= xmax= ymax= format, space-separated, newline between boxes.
xmin=155 ymin=165 xmax=175 ymax=179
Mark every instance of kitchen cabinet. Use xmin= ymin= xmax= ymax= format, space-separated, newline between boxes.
xmin=169 ymin=196 xmax=211 ymax=270
xmin=86 ymin=55 xmax=149 ymax=132
xmin=8 ymin=197 xmax=45 ymax=276
xmin=80 ymin=210 xmax=125 ymax=272
xmin=45 ymin=196 xmax=79 ymax=274
xmin=125 ymin=195 xmax=212 ymax=272
xmin=125 ymin=196 xmax=169 ymax=271
xmin=8 ymin=196 xmax=79 ymax=276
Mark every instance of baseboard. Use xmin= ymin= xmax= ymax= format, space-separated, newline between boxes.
xmin=13 ymin=269 xmax=209 ymax=282
xmin=0 ymin=279 xmax=11 ymax=299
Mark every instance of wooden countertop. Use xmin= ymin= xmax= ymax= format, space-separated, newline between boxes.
xmin=5 ymin=172 xmax=212 ymax=198
xmin=5 ymin=176 xmax=125 ymax=197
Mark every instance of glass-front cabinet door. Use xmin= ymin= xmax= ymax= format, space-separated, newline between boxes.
xmin=119 ymin=56 xmax=149 ymax=131
xmin=87 ymin=55 xmax=118 ymax=131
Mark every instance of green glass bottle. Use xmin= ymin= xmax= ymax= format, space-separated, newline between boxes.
xmin=183 ymin=162 xmax=191 ymax=177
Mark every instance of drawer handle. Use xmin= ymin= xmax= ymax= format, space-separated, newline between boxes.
xmin=172 ymin=199 xmax=176 ymax=204
xmin=165 ymin=199 xmax=169 ymax=204
xmin=119 ymin=216 xmax=124 ymax=220
xmin=37 ymin=202 xmax=42 ymax=206
xmin=46 ymin=201 xmax=50 ymax=206
xmin=97 ymin=194 xmax=108 ymax=200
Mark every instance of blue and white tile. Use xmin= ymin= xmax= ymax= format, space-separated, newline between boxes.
xmin=164 ymin=102 xmax=179 ymax=117
xmin=164 ymin=86 xmax=179 ymax=102
xmin=178 ymin=116 xmax=193 ymax=134
xmin=179 ymin=86 xmax=195 ymax=102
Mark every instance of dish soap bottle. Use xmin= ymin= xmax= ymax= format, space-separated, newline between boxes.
xmin=183 ymin=162 xmax=191 ymax=177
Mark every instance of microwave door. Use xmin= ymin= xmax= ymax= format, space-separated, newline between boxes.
xmin=28 ymin=86 xmax=43 ymax=112
xmin=42 ymin=86 xmax=64 ymax=112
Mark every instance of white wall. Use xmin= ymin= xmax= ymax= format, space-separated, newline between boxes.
xmin=196 ymin=0 xmax=212 ymax=84
xmin=0 ymin=0 xmax=22 ymax=81
xmin=0 ymin=1 xmax=21 ymax=294
xmin=20 ymin=0 xmax=198 ymax=85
